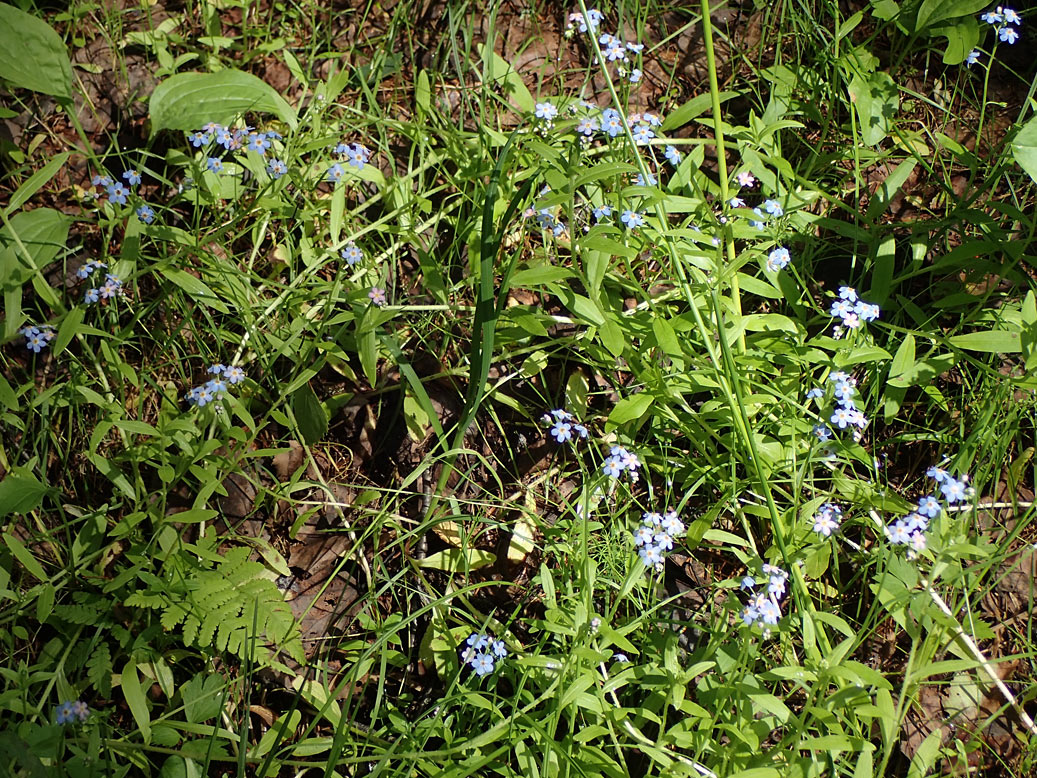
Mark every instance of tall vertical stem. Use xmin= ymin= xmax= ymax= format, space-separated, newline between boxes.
xmin=699 ymin=0 xmax=743 ymax=350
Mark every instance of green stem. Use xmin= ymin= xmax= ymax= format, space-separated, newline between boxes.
xmin=699 ymin=0 xmax=743 ymax=350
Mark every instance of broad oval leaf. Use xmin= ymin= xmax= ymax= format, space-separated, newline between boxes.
xmin=0 ymin=207 xmax=70 ymax=284
xmin=477 ymin=44 xmax=534 ymax=113
xmin=149 ymin=70 xmax=297 ymax=136
xmin=0 ymin=207 xmax=69 ymax=334
xmin=1012 ymin=114 xmax=1037 ymax=185
xmin=915 ymin=0 xmax=988 ymax=32
xmin=607 ymin=392 xmax=654 ymax=427
xmin=0 ymin=4 xmax=72 ymax=98
xmin=291 ymin=382 xmax=328 ymax=445
xmin=848 ymin=71 xmax=899 ymax=147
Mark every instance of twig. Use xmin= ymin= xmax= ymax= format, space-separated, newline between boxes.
xmin=922 ymin=580 xmax=1037 ymax=736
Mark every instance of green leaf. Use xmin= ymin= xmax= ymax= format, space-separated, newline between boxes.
xmin=948 ymin=329 xmax=1022 ymax=353
xmin=915 ymin=0 xmax=988 ymax=31
xmin=159 ymin=268 xmax=230 ymax=314
xmin=0 ymin=207 xmax=69 ymax=276
xmin=291 ymin=382 xmax=328 ymax=445
xmin=0 ymin=374 xmax=18 ymax=411
xmin=2 ymin=530 xmax=47 ymax=580
xmin=573 ymin=162 xmax=637 ymax=189
xmin=358 ymin=327 xmax=377 ymax=385
xmin=181 ymin=673 xmax=225 ymax=724
xmin=52 ymin=305 xmax=83 ymax=356
xmin=415 ymin=69 xmax=430 ymax=114
xmin=35 ymin=582 xmax=54 ymax=622
xmin=159 ymin=755 xmax=203 ymax=778
xmin=565 ymin=372 xmax=589 ymax=419
xmin=3 ymin=152 xmax=70 ymax=218
xmin=906 ymin=730 xmax=942 ymax=778
xmin=607 ymin=393 xmax=654 ymax=427
xmin=598 ymin=316 xmax=625 ymax=357
xmin=0 ymin=469 xmax=49 ymax=518
xmin=0 ymin=4 xmax=73 ymax=98
xmin=149 ymin=70 xmax=297 ymax=137
xmin=1012 ymin=114 xmax=1037 ymax=185
xmin=121 ymin=657 xmax=152 ymax=744
xmin=931 ymin=18 xmax=981 ymax=64
xmin=652 ymin=316 xmax=682 ymax=358
xmin=415 ymin=548 xmax=497 ymax=571
xmin=550 ymin=285 xmax=604 ymax=325
xmin=865 ymin=159 xmax=916 ymax=222
xmin=0 ymin=207 xmax=69 ymax=335
xmin=889 ymin=333 xmax=916 ymax=382
xmin=848 ymin=71 xmax=899 ymax=147
xmin=661 ymin=91 xmax=738 ymax=132
xmin=330 ymin=183 xmax=344 ymax=245
xmin=510 ymin=265 xmax=574 ymax=287
xmin=478 ymin=45 xmax=534 ymax=113
xmin=834 ymin=345 xmax=892 ymax=366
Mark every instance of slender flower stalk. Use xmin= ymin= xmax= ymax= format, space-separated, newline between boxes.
xmin=699 ymin=0 xmax=743 ymax=349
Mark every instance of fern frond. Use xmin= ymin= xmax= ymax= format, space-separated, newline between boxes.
xmin=160 ymin=602 xmax=190 ymax=631
xmin=144 ymin=545 xmax=304 ymax=665
xmin=86 ymin=642 xmax=112 ymax=696
xmin=54 ymin=602 xmax=105 ymax=624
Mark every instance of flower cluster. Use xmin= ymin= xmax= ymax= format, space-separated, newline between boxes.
xmin=186 ymin=363 xmax=246 ymax=407
xmin=829 ymin=286 xmax=880 ymax=334
xmin=333 ymin=141 xmax=372 ymax=171
xmin=812 ymin=502 xmax=843 ymax=537
xmin=565 ymin=7 xmax=603 ymax=35
xmin=546 ymin=409 xmax=589 ymax=443
xmin=981 ymin=6 xmax=1021 ymax=45
xmin=84 ymin=273 xmax=124 ymax=304
xmin=928 ymin=466 xmax=970 ymax=503
xmin=21 ymin=324 xmax=55 ymax=353
xmin=595 ymin=31 xmax=646 ymax=83
xmin=767 ymin=246 xmax=791 ymax=273
xmin=827 ymin=371 xmax=867 ymax=433
xmin=535 ymin=101 xmax=559 ymax=128
xmin=633 ymin=509 xmax=685 ymax=571
xmin=810 ymin=370 xmax=868 ymax=445
xmin=561 ymin=104 xmax=665 ymax=148
xmin=191 ymin=123 xmax=279 ymax=154
xmin=533 ymin=208 xmax=565 ymax=236
xmin=89 ymin=168 xmax=155 ymax=221
xmin=602 ymin=445 xmax=640 ymax=481
xmin=462 ymin=632 xmax=508 ymax=677
xmin=740 ymin=564 xmax=788 ymax=632
xmin=55 ymin=700 xmax=90 ymax=725
xmin=190 ymin=123 xmax=287 ymax=183
xmin=747 ymin=198 xmax=784 ymax=230
xmin=528 ymin=186 xmax=567 ymax=237
xmin=883 ymin=467 xmax=969 ymax=559
xmin=76 ymin=259 xmax=106 ymax=280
